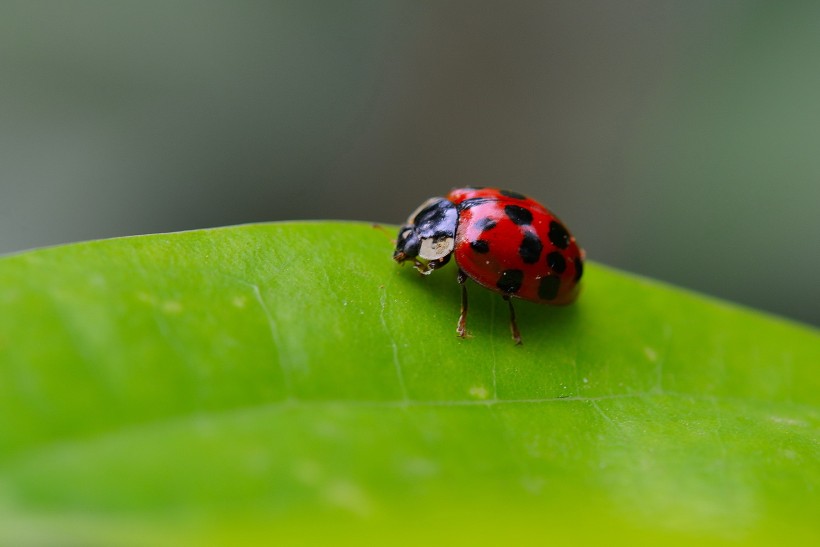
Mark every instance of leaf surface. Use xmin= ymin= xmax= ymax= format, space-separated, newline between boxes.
xmin=0 ymin=222 xmax=817 ymax=545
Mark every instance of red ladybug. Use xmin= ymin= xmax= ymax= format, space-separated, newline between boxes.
xmin=393 ymin=187 xmax=583 ymax=344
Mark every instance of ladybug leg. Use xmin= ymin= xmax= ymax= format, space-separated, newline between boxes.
xmin=412 ymin=259 xmax=433 ymax=275
xmin=503 ymin=295 xmax=523 ymax=345
xmin=456 ymin=269 xmax=470 ymax=338
xmin=414 ymin=254 xmax=451 ymax=275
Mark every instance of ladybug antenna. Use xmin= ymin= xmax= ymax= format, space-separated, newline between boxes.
xmin=371 ymin=223 xmax=396 ymax=244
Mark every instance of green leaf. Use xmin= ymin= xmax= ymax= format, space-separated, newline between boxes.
xmin=0 ymin=222 xmax=817 ymax=545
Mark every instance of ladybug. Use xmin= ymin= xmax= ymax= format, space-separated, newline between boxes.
xmin=393 ymin=187 xmax=583 ymax=344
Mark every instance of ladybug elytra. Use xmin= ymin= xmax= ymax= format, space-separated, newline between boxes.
xmin=393 ymin=187 xmax=583 ymax=344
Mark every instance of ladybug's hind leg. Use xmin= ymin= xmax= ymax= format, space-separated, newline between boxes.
xmin=456 ymin=269 xmax=470 ymax=339
xmin=503 ymin=295 xmax=523 ymax=345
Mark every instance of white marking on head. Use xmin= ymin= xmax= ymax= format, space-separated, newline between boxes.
xmin=418 ymin=235 xmax=454 ymax=260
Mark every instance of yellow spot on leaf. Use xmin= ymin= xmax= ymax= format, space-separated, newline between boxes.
xmin=162 ymin=300 xmax=183 ymax=314
xmin=324 ymin=480 xmax=372 ymax=517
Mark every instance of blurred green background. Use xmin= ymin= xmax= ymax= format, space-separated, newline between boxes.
xmin=1 ymin=1 xmax=818 ymax=326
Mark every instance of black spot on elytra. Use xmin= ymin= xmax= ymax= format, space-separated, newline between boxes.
xmin=574 ymin=257 xmax=584 ymax=282
xmin=548 ymin=221 xmax=570 ymax=249
xmin=470 ymin=240 xmax=490 ymax=253
xmin=538 ymin=275 xmax=561 ymax=300
xmin=504 ymin=205 xmax=533 ymax=225
xmin=496 ymin=269 xmax=524 ymax=294
xmin=475 ymin=217 xmax=497 ymax=232
xmin=500 ymin=189 xmax=527 ymax=200
xmin=547 ymin=251 xmax=566 ymax=274
xmin=518 ymin=232 xmax=542 ymax=264
xmin=457 ymin=197 xmax=493 ymax=211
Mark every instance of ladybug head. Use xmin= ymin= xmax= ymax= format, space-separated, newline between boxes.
xmin=393 ymin=197 xmax=458 ymax=271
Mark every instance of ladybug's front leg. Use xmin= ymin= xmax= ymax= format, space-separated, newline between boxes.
xmin=413 ymin=254 xmax=451 ymax=276
xmin=456 ymin=269 xmax=469 ymax=338
xmin=503 ymin=295 xmax=523 ymax=345
xmin=412 ymin=259 xmax=433 ymax=275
